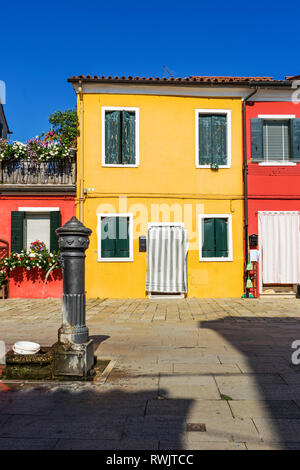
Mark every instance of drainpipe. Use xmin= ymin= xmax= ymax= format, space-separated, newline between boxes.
xmin=243 ymin=86 xmax=258 ymax=297
xmin=78 ymin=80 xmax=84 ymax=222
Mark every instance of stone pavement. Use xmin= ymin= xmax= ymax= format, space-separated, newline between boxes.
xmin=1 ymin=297 xmax=300 ymax=450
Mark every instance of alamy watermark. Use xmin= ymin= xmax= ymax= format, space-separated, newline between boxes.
xmin=0 ymin=80 xmax=6 ymax=104
xmin=292 ymin=80 xmax=300 ymax=105
xmin=0 ymin=341 xmax=5 ymax=365
xmin=291 ymin=340 xmax=300 ymax=365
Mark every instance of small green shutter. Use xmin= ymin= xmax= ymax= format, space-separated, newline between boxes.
xmin=0 ymin=122 xmax=3 ymax=138
xmin=251 ymin=118 xmax=263 ymax=161
xmin=212 ymin=115 xmax=227 ymax=165
xmin=215 ymin=218 xmax=228 ymax=258
xmin=105 ymin=111 xmax=121 ymax=164
xmin=290 ymin=118 xmax=300 ymax=160
xmin=50 ymin=211 xmax=61 ymax=252
xmin=198 ymin=115 xmax=213 ymax=165
xmin=122 ymin=111 xmax=136 ymax=164
xmin=11 ymin=211 xmax=24 ymax=253
xmin=116 ymin=217 xmax=130 ymax=258
xmin=202 ymin=218 xmax=215 ymax=257
xmin=101 ymin=217 xmax=116 ymax=258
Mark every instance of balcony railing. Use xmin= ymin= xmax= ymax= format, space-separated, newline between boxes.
xmin=0 ymin=158 xmax=76 ymax=189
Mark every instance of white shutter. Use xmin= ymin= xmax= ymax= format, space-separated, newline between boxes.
xmin=263 ymin=120 xmax=290 ymax=161
xmin=25 ymin=214 xmax=50 ymax=251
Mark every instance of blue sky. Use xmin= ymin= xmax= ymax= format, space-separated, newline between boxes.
xmin=2 ymin=0 xmax=299 ymax=142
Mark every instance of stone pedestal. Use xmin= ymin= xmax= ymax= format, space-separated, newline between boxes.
xmin=53 ymin=340 xmax=95 ymax=378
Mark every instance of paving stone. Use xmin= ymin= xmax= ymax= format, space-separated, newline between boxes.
xmin=124 ymin=416 xmax=185 ymax=442
xmin=146 ymin=399 xmax=232 ymax=420
xmin=160 ymin=441 xmax=247 ymax=450
xmin=0 ymin=415 xmax=125 ymax=440
xmin=253 ymin=418 xmax=300 ymax=442
xmin=229 ymin=400 xmax=300 ymax=419
xmin=55 ymin=438 xmax=159 ymax=450
xmin=173 ymin=363 xmax=240 ymax=374
xmin=0 ymin=438 xmax=58 ymax=450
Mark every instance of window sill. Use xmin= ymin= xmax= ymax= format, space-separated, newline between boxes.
xmin=97 ymin=257 xmax=133 ymax=262
xmin=102 ymin=164 xmax=139 ymax=168
xmin=196 ymin=165 xmax=231 ymax=169
xmin=199 ymin=257 xmax=233 ymax=262
xmin=258 ymin=162 xmax=297 ymax=166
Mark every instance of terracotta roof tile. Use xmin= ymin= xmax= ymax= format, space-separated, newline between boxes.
xmin=67 ymin=75 xmax=291 ymax=86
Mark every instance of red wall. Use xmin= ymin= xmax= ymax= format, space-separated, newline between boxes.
xmin=0 ymin=195 xmax=75 ymax=298
xmin=246 ymin=100 xmax=300 ymax=234
xmin=246 ymin=101 xmax=300 ymax=295
xmin=0 ymin=195 xmax=75 ymax=250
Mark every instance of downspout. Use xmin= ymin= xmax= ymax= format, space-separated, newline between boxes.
xmin=78 ymin=80 xmax=84 ymax=222
xmin=242 ymin=86 xmax=258 ymax=297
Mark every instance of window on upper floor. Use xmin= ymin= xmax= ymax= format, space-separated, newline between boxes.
xmin=251 ymin=117 xmax=300 ymax=163
xmin=199 ymin=214 xmax=233 ymax=262
xmin=196 ymin=110 xmax=231 ymax=168
xmin=102 ymin=107 xmax=139 ymax=167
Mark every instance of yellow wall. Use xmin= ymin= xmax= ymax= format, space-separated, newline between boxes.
xmin=77 ymin=92 xmax=244 ymax=298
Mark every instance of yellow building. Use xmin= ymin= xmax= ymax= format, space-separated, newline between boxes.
xmin=68 ymin=75 xmax=249 ymax=299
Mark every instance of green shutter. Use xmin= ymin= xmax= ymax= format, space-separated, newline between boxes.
xmin=0 ymin=122 xmax=3 ymax=138
xmin=50 ymin=211 xmax=61 ymax=252
xmin=11 ymin=211 xmax=24 ymax=252
xmin=251 ymin=118 xmax=263 ymax=161
xmin=105 ymin=111 xmax=121 ymax=164
xmin=101 ymin=217 xmax=116 ymax=258
xmin=122 ymin=111 xmax=136 ymax=164
xmin=215 ymin=218 xmax=228 ymax=258
xmin=116 ymin=217 xmax=130 ymax=258
xmin=290 ymin=118 xmax=300 ymax=160
xmin=211 ymin=115 xmax=227 ymax=165
xmin=198 ymin=115 xmax=213 ymax=165
xmin=202 ymin=218 xmax=215 ymax=257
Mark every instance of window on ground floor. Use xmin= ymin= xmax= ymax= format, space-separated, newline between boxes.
xmin=97 ymin=214 xmax=133 ymax=262
xmin=10 ymin=210 xmax=61 ymax=252
xmin=199 ymin=214 xmax=233 ymax=261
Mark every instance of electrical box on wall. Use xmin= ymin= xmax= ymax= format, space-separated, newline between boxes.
xmin=249 ymin=234 xmax=258 ymax=248
xmin=139 ymin=236 xmax=147 ymax=252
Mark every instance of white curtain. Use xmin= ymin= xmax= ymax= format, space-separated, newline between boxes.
xmin=146 ymin=226 xmax=188 ymax=293
xmin=258 ymin=211 xmax=300 ymax=284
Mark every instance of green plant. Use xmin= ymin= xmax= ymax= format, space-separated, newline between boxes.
xmin=0 ymin=249 xmax=61 ymax=287
xmin=210 ymin=162 xmax=219 ymax=170
xmin=48 ymin=109 xmax=78 ymax=148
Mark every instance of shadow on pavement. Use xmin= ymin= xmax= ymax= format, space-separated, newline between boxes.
xmin=0 ymin=384 xmax=192 ymax=450
xmin=199 ymin=316 xmax=300 ymax=449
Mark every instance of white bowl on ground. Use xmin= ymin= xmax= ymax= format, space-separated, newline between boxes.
xmin=12 ymin=341 xmax=40 ymax=355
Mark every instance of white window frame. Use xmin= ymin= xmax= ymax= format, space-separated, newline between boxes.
xmin=97 ymin=213 xmax=134 ymax=262
xmin=101 ymin=106 xmax=139 ymax=168
xmin=18 ymin=207 xmax=58 ymax=252
xmin=198 ymin=214 xmax=233 ymax=262
xmin=257 ymin=114 xmax=296 ymax=166
xmin=195 ymin=109 xmax=231 ymax=169
xmin=18 ymin=207 xmax=59 ymax=212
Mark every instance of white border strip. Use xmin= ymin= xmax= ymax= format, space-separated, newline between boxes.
xmin=18 ymin=207 xmax=59 ymax=212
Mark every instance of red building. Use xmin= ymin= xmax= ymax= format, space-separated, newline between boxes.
xmin=0 ymin=160 xmax=76 ymax=298
xmin=246 ymin=84 xmax=300 ymax=297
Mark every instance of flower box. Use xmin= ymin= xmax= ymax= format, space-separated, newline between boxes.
xmin=8 ymin=267 xmax=62 ymax=299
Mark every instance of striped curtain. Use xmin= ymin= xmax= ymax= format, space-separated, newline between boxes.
xmin=146 ymin=226 xmax=188 ymax=293
xmin=259 ymin=211 xmax=300 ymax=284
